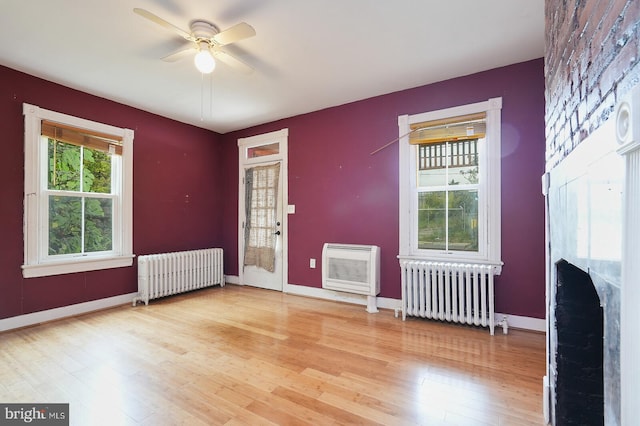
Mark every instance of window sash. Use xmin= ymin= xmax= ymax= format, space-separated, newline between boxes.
xmin=45 ymin=193 xmax=115 ymax=257
xmin=416 ymin=138 xmax=483 ymax=254
xmin=47 ymin=139 xmax=116 ymax=194
xmin=413 ymin=135 xmax=488 ymax=258
xmin=417 ymin=188 xmax=480 ymax=252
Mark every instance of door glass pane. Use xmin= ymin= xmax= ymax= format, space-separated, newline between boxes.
xmin=85 ymin=198 xmax=113 ymax=252
xmin=448 ymin=189 xmax=479 ymax=251
xmin=244 ymin=163 xmax=281 ymax=272
xmin=418 ymin=191 xmax=446 ymax=250
xmin=49 ymin=195 xmax=81 ymax=255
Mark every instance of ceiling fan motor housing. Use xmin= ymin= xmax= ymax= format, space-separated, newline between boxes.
xmin=191 ymin=20 xmax=219 ymax=44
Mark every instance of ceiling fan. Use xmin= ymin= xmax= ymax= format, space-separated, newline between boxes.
xmin=133 ymin=8 xmax=256 ymax=74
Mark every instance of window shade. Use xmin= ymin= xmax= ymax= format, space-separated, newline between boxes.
xmin=409 ymin=112 xmax=486 ymax=145
xmin=41 ymin=120 xmax=123 ymax=155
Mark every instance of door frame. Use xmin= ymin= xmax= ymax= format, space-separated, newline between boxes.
xmin=237 ymin=128 xmax=288 ymax=291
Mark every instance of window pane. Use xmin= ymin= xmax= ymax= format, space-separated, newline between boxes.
xmin=418 ymin=191 xmax=446 ymax=250
xmin=247 ymin=142 xmax=279 ymax=158
xmin=49 ymin=195 xmax=81 ymax=255
xmin=48 ymin=139 xmax=81 ymax=191
xmin=417 ymin=140 xmax=480 ymax=186
xmin=85 ymin=198 xmax=113 ymax=252
xmin=449 ymin=139 xmax=480 ymax=184
xmin=83 ymin=148 xmax=112 ymax=194
xmin=417 ymin=143 xmax=448 ymax=186
xmin=448 ymin=189 xmax=479 ymax=252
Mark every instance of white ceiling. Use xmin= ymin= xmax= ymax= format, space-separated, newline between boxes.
xmin=0 ymin=1 xmax=544 ymax=134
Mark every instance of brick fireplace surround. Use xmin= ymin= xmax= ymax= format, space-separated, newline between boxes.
xmin=544 ymin=1 xmax=640 ymax=425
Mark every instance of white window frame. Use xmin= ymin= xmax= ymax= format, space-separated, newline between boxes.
xmin=398 ymin=98 xmax=502 ymax=269
xmin=22 ymin=103 xmax=134 ymax=278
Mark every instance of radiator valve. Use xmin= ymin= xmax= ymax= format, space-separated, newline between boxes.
xmin=498 ymin=315 xmax=509 ymax=334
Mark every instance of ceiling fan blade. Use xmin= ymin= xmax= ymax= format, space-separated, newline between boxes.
xmin=212 ymin=49 xmax=254 ymax=74
xmin=161 ymin=46 xmax=196 ymax=62
xmin=212 ymin=22 xmax=256 ymax=46
xmin=133 ymin=8 xmax=193 ymax=41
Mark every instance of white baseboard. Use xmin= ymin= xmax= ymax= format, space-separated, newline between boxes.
xmin=495 ymin=312 xmax=546 ymax=332
xmin=283 ymin=283 xmax=400 ymax=312
xmin=0 ymin=293 xmax=137 ymax=332
xmin=224 ymin=275 xmax=240 ymax=285
xmin=283 ymin=283 xmax=545 ymax=332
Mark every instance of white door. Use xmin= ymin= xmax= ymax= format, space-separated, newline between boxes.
xmin=238 ymin=129 xmax=288 ymax=291
xmin=241 ymin=162 xmax=283 ymax=290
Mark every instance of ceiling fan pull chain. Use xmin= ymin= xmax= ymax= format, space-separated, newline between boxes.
xmin=200 ymin=72 xmax=205 ymax=121
xmin=209 ymin=72 xmax=214 ymax=120
xmin=200 ymin=73 xmax=214 ymax=122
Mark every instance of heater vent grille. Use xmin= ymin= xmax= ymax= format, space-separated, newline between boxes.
xmin=328 ymin=258 xmax=368 ymax=284
xmin=322 ymin=243 xmax=380 ymax=296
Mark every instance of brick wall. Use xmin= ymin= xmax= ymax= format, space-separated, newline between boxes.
xmin=545 ymin=0 xmax=640 ymax=169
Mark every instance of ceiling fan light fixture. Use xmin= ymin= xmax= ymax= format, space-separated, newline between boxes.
xmin=194 ymin=45 xmax=215 ymax=74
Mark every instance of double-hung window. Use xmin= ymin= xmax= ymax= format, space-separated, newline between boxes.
xmin=398 ymin=98 xmax=502 ymax=266
xmin=22 ymin=104 xmax=134 ymax=278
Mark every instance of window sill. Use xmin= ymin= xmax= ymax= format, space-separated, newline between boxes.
xmin=22 ymin=254 xmax=135 ymax=278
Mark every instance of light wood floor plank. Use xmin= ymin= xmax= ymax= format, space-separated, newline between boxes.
xmin=0 ymin=285 xmax=545 ymax=425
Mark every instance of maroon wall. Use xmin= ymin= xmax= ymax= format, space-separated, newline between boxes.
xmin=222 ymin=59 xmax=546 ymax=319
xmin=0 ymin=65 xmax=224 ymax=320
xmin=0 ymin=58 xmax=546 ymax=321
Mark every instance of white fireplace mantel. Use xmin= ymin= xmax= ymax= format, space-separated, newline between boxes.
xmin=543 ymin=81 xmax=640 ymax=424
xmin=544 ymin=83 xmax=640 ymax=425
xmin=614 ymin=85 xmax=640 ymax=426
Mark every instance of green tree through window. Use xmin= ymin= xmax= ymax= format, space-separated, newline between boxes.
xmin=48 ymin=139 xmax=113 ymax=255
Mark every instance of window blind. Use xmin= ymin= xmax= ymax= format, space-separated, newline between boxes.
xmin=409 ymin=111 xmax=486 ymax=145
xmin=41 ymin=120 xmax=123 ymax=155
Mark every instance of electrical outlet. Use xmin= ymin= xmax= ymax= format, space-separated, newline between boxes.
xmin=309 ymin=258 xmax=316 ymax=269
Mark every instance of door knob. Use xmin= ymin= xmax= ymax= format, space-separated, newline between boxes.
xmin=274 ymin=230 xmax=281 ymax=235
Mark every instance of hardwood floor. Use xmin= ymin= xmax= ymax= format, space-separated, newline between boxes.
xmin=0 ymin=285 xmax=546 ymax=425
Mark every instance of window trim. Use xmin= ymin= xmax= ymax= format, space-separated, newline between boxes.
xmin=398 ymin=98 xmax=502 ymax=269
xmin=22 ymin=103 xmax=134 ymax=278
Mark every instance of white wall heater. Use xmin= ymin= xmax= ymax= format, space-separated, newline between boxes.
xmin=322 ymin=243 xmax=380 ymax=313
xmin=133 ymin=248 xmax=224 ymax=306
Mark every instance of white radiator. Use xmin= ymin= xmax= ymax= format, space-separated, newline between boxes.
xmin=399 ymin=260 xmax=506 ymax=335
xmin=322 ymin=243 xmax=380 ymax=313
xmin=133 ymin=248 xmax=224 ymax=306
